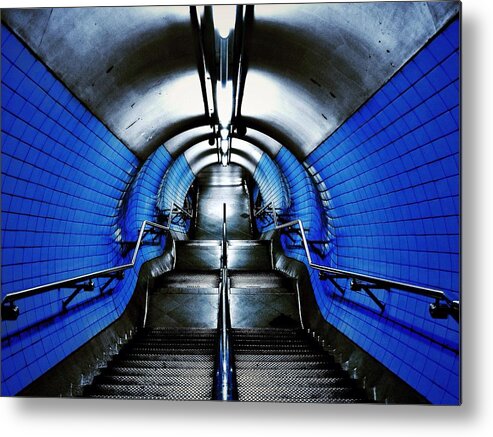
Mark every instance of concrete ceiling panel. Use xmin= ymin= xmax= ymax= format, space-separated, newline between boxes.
xmin=3 ymin=2 xmax=459 ymax=162
xmin=240 ymin=2 xmax=459 ymax=158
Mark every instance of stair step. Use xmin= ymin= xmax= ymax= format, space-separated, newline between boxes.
xmin=115 ymin=354 xmax=214 ymax=363
xmin=230 ymin=287 xmax=293 ymax=295
xmin=155 ymin=272 xmax=219 ymax=288
xmin=234 ymin=368 xmax=344 ymax=378
xmin=86 ymin=384 xmax=212 ymax=400
xmin=93 ymin=375 xmax=212 ymax=386
xmin=232 ymin=328 xmax=300 ymax=334
xmin=237 ymin=386 xmax=365 ymax=403
xmin=113 ymin=359 xmax=214 ymax=369
xmin=104 ymin=367 xmax=214 ymax=378
xmin=236 ymin=364 xmax=337 ymax=373
xmin=143 ymin=327 xmax=216 ymax=334
xmin=228 ymin=240 xmax=269 ymax=247
xmin=234 ymin=353 xmax=330 ymax=362
xmin=229 ymin=274 xmax=292 ymax=289
xmin=138 ymin=335 xmax=217 ymax=341
xmin=130 ymin=339 xmax=216 ymax=346
xmin=232 ymin=339 xmax=308 ymax=346
xmin=234 ymin=348 xmax=316 ymax=354
xmin=123 ymin=347 xmax=215 ymax=354
xmin=227 ymin=245 xmax=272 ymax=271
xmin=236 ymin=376 xmax=349 ymax=388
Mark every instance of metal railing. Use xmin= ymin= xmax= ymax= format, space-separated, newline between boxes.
xmin=165 ymin=201 xmax=193 ymax=228
xmin=255 ymin=201 xmax=459 ymax=322
xmin=254 ymin=200 xmax=279 ymax=227
xmin=1 ymin=220 xmax=172 ymax=321
xmin=213 ymin=203 xmax=237 ymax=400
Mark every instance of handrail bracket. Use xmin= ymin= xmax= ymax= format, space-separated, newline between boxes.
xmin=257 ymin=202 xmax=459 ymax=323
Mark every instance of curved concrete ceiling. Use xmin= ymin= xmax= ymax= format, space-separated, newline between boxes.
xmin=184 ymin=138 xmax=264 ymax=176
xmin=240 ymin=2 xmax=459 ymax=158
xmin=2 ymin=2 xmax=459 ymax=162
xmin=3 ymin=6 xmax=207 ymax=160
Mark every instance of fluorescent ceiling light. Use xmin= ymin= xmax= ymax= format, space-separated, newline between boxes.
xmin=220 ymin=128 xmax=229 ymax=140
xmin=216 ymin=81 xmax=234 ymax=128
xmin=213 ymin=5 xmax=236 ymax=39
xmin=220 ymin=139 xmax=229 ymax=154
xmin=221 ymin=153 xmax=228 ymax=167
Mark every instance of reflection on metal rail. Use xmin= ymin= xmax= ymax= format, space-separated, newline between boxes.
xmin=255 ymin=202 xmax=459 ymax=322
xmin=213 ymin=203 xmax=237 ymax=400
xmin=1 ymin=220 xmax=173 ymax=321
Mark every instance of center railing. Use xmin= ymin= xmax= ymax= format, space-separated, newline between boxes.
xmin=213 ymin=203 xmax=237 ymax=400
xmin=255 ymin=201 xmax=459 ymax=322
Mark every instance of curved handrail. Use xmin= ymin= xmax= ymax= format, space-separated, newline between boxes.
xmin=2 ymin=220 xmax=172 ymax=309
xmin=256 ymin=202 xmax=459 ymax=322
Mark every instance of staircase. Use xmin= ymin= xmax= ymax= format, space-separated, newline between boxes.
xmin=83 ymin=237 xmax=368 ymax=403
xmin=82 ymin=166 xmax=370 ymax=402
xmin=84 ymin=327 xmax=217 ymax=400
xmin=232 ymin=328 xmax=367 ymax=403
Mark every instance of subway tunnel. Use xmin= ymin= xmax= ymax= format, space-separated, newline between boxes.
xmin=0 ymin=2 xmax=460 ymax=404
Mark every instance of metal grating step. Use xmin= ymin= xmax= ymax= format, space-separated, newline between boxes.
xmin=87 ymin=394 xmax=211 ymax=401
xmin=237 ymin=386 xmax=365 ymax=403
xmin=232 ymin=328 xmax=300 ymax=335
xmin=86 ymin=384 xmax=212 ymax=400
xmin=129 ymin=339 xmax=216 ymax=346
xmin=116 ymin=353 xmax=215 ymax=362
xmin=138 ymin=334 xmax=217 ymax=341
xmin=234 ymin=353 xmax=331 ymax=363
xmin=232 ymin=339 xmax=308 ymax=346
xmin=142 ymin=327 xmax=217 ymax=334
xmin=235 ymin=368 xmax=344 ymax=378
xmin=92 ymin=375 xmax=213 ymax=387
xmin=104 ymin=367 xmax=214 ymax=378
xmin=113 ymin=359 xmax=214 ymax=369
xmin=122 ymin=345 xmax=215 ymax=353
xmin=234 ymin=348 xmax=316 ymax=354
xmin=236 ymin=375 xmax=350 ymax=388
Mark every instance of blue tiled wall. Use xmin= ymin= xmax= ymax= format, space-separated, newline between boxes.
xmin=252 ymin=152 xmax=289 ymax=232
xmin=156 ymin=154 xmax=195 ymax=233
xmin=1 ymin=26 xmax=171 ymax=395
xmin=274 ymin=147 xmax=330 ymax=262
xmin=120 ymin=146 xmax=173 ymax=242
xmin=303 ymin=19 xmax=460 ymax=404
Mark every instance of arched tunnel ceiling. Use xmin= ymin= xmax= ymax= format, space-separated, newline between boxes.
xmin=2 ymin=2 xmax=459 ymax=161
xmin=2 ymin=6 xmax=207 ymax=161
xmin=241 ymin=2 xmax=459 ymax=157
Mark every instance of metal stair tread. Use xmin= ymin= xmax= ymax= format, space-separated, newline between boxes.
xmin=113 ymin=360 xmax=214 ymax=369
xmin=93 ymin=375 xmax=213 ymax=386
xmin=104 ymin=367 xmax=214 ymax=377
xmin=86 ymin=384 xmax=212 ymax=399
xmin=237 ymin=386 xmax=363 ymax=400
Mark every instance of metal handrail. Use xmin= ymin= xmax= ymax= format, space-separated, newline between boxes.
xmin=213 ymin=203 xmax=237 ymax=400
xmin=254 ymin=200 xmax=278 ymax=227
xmin=257 ymin=203 xmax=459 ymax=322
xmin=222 ymin=203 xmax=227 ymax=269
xmin=166 ymin=201 xmax=193 ymax=228
xmin=1 ymin=220 xmax=172 ymax=316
